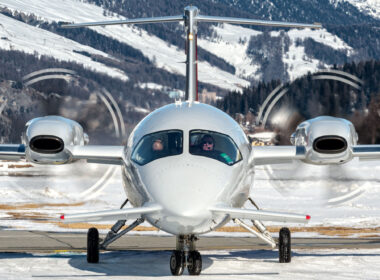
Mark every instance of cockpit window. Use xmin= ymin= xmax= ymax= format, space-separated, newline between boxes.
xmin=131 ymin=130 xmax=183 ymax=165
xmin=189 ymin=130 xmax=242 ymax=166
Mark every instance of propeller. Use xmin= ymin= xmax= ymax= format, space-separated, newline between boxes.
xmin=4 ymin=68 xmax=127 ymax=209
xmin=254 ymin=70 xmax=374 ymax=206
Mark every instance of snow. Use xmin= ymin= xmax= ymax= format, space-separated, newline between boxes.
xmin=198 ymin=24 xmax=262 ymax=79
xmin=0 ymin=0 xmax=249 ymax=92
xmin=1 ymin=157 xmax=380 ymax=236
xmin=276 ymin=28 xmax=353 ymax=81
xmin=0 ymin=14 xmax=129 ymax=81
xmin=284 ymin=28 xmax=353 ymax=53
xmin=0 ymin=249 xmax=379 ymax=279
xmin=333 ymin=0 xmax=380 ymax=19
xmin=199 ymin=24 xmax=354 ymax=83
xmin=0 ymin=0 xmax=363 ymax=91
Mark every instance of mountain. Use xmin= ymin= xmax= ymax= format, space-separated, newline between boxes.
xmin=335 ymin=0 xmax=380 ymax=20
xmin=0 ymin=0 xmax=379 ymax=141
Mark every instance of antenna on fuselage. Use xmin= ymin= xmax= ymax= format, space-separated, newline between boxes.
xmin=61 ymin=6 xmax=321 ymax=103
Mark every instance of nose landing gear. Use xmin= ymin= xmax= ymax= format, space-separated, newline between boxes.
xmin=187 ymin=250 xmax=202 ymax=275
xmin=170 ymin=250 xmax=185 ymax=275
xmin=170 ymin=235 xmax=202 ymax=276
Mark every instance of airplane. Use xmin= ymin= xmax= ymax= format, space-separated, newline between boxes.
xmin=0 ymin=5 xmax=379 ymax=276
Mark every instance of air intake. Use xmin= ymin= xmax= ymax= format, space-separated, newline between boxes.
xmin=313 ymin=136 xmax=347 ymax=154
xmin=29 ymin=136 xmax=64 ymax=154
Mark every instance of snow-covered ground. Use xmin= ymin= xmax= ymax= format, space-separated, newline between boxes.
xmin=0 ymin=249 xmax=379 ymax=279
xmin=0 ymin=157 xmax=380 ymax=236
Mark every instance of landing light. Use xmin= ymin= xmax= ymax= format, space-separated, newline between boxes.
xmin=188 ymin=33 xmax=194 ymax=40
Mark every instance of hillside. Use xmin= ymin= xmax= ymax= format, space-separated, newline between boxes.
xmin=0 ymin=0 xmax=379 ymax=142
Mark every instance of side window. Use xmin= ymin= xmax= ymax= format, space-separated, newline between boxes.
xmin=189 ymin=130 xmax=242 ymax=166
xmin=131 ymin=130 xmax=183 ymax=165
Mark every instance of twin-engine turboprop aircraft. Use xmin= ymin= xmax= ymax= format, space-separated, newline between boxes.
xmin=1 ymin=6 xmax=379 ymax=276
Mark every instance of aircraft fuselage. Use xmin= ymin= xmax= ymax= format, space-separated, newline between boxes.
xmin=121 ymin=101 xmax=253 ymax=235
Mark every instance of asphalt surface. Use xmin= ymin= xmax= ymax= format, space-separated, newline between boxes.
xmin=0 ymin=231 xmax=379 ymax=253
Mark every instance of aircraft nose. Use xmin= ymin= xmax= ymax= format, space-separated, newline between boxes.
xmin=140 ymin=159 xmax=229 ymax=217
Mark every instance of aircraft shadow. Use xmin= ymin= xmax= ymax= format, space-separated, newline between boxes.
xmin=69 ymin=250 xmax=214 ymax=276
xmin=0 ymin=249 xmax=380 ymax=277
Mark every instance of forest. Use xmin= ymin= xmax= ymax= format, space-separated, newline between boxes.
xmin=217 ymin=60 xmax=380 ymax=144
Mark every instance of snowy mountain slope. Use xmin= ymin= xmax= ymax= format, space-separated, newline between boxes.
xmin=0 ymin=14 xmax=128 ymax=81
xmin=199 ymin=23 xmax=354 ymax=82
xmin=333 ymin=0 xmax=380 ymax=19
xmin=0 ymin=0 xmax=250 ymax=92
xmin=0 ymin=0 xmax=377 ymax=93
xmin=198 ymin=24 xmax=262 ymax=80
xmin=277 ymin=28 xmax=353 ymax=80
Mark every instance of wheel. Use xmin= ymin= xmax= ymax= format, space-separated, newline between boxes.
xmin=170 ymin=250 xmax=185 ymax=276
xmin=279 ymin=227 xmax=291 ymax=263
xmin=87 ymin=227 xmax=99 ymax=263
xmin=187 ymin=250 xmax=202 ymax=275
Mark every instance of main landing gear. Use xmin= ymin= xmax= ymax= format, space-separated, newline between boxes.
xmin=86 ymin=198 xmax=146 ymax=264
xmin=244 ymin=198 xmax=292 ymax=263
xmin=87 ymin=227 xmax=99 ymax=263
xmin=279 ymin=227 xmax=291 ymax=263
xmin=170 ymin=235 xmax=202 ymax=276
xmin=86 ymin=218 xmax=144 ymax=263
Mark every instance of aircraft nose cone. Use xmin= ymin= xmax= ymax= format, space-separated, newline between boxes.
xmin=141 ymin=158 xmax=229 ymax=217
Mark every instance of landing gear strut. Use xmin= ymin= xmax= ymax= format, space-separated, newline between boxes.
xmin=246 ymin=198 xmax=292 ymax=263
xmin=279 ymin=227 xmax=291 ymax=263
xmin=170 ymin=235 xmax=202 ymax=276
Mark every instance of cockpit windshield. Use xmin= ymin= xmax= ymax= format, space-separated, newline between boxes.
xmin=131 ymin=130 xmax=183 ymax=165
xmin=189 ymin=130 xmax=242 ymax=165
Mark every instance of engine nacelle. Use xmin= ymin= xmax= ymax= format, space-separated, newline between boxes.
xmin=291 ymin=116 xmax=358 ymax=165
xmin=24 ymin=116 xmax=88 ymax=164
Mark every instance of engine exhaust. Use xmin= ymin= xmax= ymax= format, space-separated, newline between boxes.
xmin=29 ymin=136 xmax=64 ymax=154
xmin=313 ymin=136 xmax=347 ymax=154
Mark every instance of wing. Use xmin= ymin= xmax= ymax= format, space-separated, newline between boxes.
xmin=250 ymin=146 xmax=306 ymax=166
xmin=0 ymin=144 xmax=125 ymax=165
xmin=66 ymin=145 xmax=125 ymax=165
xmin=352 ymin=145 xmax=380 ymax=160
xmin=250 ymin=145 xmax=380 ymax=166
xmin=59 ymin=204 xmax=161 ymax=223
xmin=210 ymin=206 xmax=310 ymax=223
xmin=0 ymin=144 xmax=26 ymax=160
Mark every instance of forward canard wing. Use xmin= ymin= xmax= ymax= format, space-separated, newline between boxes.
xmin=0 ymin=144 xmax=125 ymax=165
xmin=59 ymin=205 xmax=161 ymax=223
xmin=210 ymin=206 xmax=310 ymax=223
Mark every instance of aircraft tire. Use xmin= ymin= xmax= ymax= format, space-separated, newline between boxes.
xmin=87 ymin=227 xmax=99 ymax=263
xmin=170 ymin=250 xmax=185 ymax=276
xmin=279 ymin=227 xmax=291 ymax=263
xmin=187 ymin=250 xmax=202 ymax=275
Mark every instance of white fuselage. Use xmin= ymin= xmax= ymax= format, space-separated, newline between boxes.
xmin=120 ymin=101 xmax=253 ymax=235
